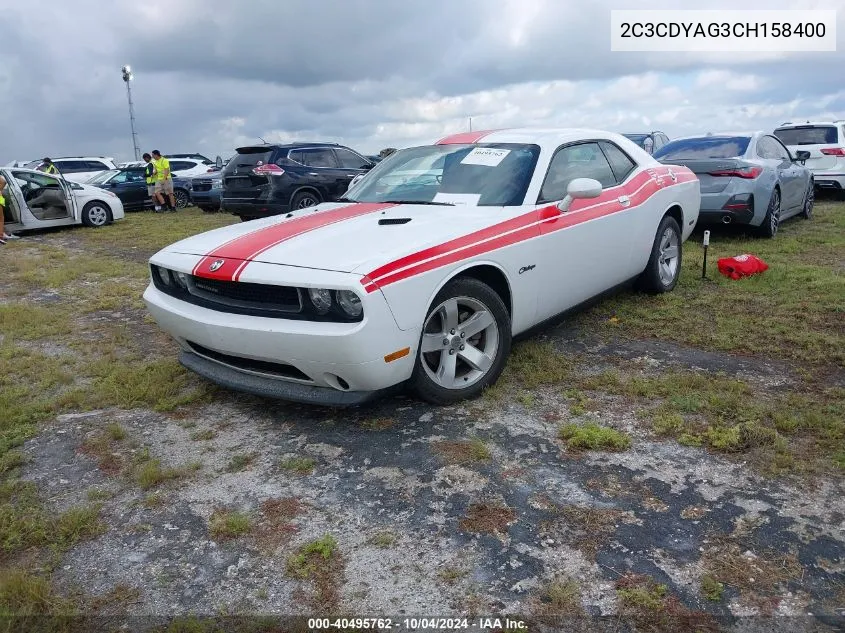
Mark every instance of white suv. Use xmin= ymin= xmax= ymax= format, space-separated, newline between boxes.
xmin=24 ymin=156 xmax=117 ymax=184
xmin=774 ymin=121 xmax=845 ymax=197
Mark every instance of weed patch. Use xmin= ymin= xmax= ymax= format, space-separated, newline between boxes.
xmin=559 ymin=422 xmax=631 ymax=452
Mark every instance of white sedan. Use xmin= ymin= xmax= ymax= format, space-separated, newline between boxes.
xmin=1 ymin=168 xmax=124 ymax=232
xmin=144 ymin=129 xmax=700 ymax=406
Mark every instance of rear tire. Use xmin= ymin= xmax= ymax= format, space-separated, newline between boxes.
xmin=800 ymin=181 xmax=814 ymax=219
xmin=410 ymin=278 xmax=511 ymax=405
xmin=756 ymin=188 xmax=780 ymax=238
xmin=637 ymin=215 xmax=682 ymax=294
xmin=81 ymin=201 xmax=112 ymax=227
xmin=290 ymin=190 xmax=320 ymax=210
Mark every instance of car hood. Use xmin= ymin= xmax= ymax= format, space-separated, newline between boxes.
xmin=161 ymin=202 xmax=514 ymax=274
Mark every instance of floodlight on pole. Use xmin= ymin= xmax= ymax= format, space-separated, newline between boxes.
xmin=121 ymin=65 xmax=141 ymax=161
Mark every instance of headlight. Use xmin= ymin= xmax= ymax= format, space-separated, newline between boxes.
xmin=336 ymin=290 xmax=363 ymax=318
xmin=172 ymin=271 xmax=189 ymax=289
xmin=153 ymin=265 xmax=172 ymax=286
xmin=308 ymin=288 xmax=332 ymax=314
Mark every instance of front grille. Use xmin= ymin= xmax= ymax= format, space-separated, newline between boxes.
xmin=193 ymin=180 xmax=213 ymax=192
xmin=150 ymin=265 xmax=363 ymax=322
xmin=191 ymin=277 xmax=301 ymax=311
xmin=186 ymin=341 xmax=312 ymax=382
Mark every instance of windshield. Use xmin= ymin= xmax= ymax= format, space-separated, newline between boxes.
xmin=653 ymin=137 xmax=750 ymax=160
xmin=86 ymin=170 xmax=118 ymax=185
xmin=346 ymin=143 xmax=540 ymax=206
xmin=623 ymin=134 xmax=650 ymax=147
xmin=774 ymin=126 xmax=839 ymax=145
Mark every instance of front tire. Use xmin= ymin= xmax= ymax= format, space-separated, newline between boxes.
xmin=637 ymin=215 xmax=682 ymax=294
xmin=80 ymin=201 xmax=112 ymax=227
xmin=410 ymin=277 xmax=511 ymax=405
xmin=756 ymin=188 xmax=780 ymax=238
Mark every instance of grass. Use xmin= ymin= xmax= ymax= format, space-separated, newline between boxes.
xmin=190 ymin=429 xmax=216 ymax=441
xmin=285 ymin=534 xmax=344 ymax=611
xmin=542 ymin=504 xmax=629 ymax=560
xmin=278 ymin=456 xmax=316 ymax=475
xmin=458 ymin=503 xmax=517 ymax=535
xmin=251 ymin=498 xmax=301 ymax=551
xmin=0 ymin=479 xmax=105 ymax=555
xmin=700 ymin=575 xmax=724 ymax=602
xmin=575 ymin=201 xmax=845 ymax=368
xmin=224 ymin=452 xmax=257 ymax=473
xmin=558 ymin=422 xmax=631 ymax=451
xmin=531 ymin=578 xmax=584 ymax=618
xmin=208 ymin=508 xmax=252 ymax=540
xmin=432 ymin=438 xmax=492 ymax=464
xmin=578 ymin=366 xmax=845 ymax=474
xmin=131 ymin=451 xmax=201 ymax=490
xmin=616 ymin=573 xmax=718 ymax=631
xmin=368 ymin=530 xmax=399 ymax=548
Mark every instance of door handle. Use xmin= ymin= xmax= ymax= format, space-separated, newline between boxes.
xmin=618 ymin=195 xmax=630 ymax=206
xmin=308 ymin=173 xmax=318 ymax=176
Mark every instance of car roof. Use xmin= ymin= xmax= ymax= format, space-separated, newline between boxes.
xmin=236 ymin=142 xmax=344 ymax=152
xmin=669 ymin=131 xmax=760 ymax=141
xmin=776 ymin=120 xmax=843 ymax=128
xmin=433 ymin=127 xmax=650 ymax=148
xmin=52 ymin=156 xmax=115 ymax=161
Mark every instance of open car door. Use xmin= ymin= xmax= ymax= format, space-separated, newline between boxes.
xmin=59 ymin=177 xmax=80 ymax=222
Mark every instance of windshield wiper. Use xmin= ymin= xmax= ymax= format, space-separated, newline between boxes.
xmin=381 ymin=200 xmax=455 ymax=206
xmin=336 ymin=197 xmax=357 ymax=202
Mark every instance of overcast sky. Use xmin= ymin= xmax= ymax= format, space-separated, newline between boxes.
xmin=1 ymin=0 xmax=843 ymax=164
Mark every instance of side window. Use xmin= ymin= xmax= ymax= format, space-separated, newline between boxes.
xmin=300 ymin=149 xmax=338 ymax=168
xmin=768 ymin=136 xmax=790 ymax=160
xmin=599 ymin=141 xmax=636 ymax=183
xmin=55 ymin=160 xmax=82 ymax=173
xmin=170 ymin=161 xmax=192 ymax=171
xmin=111 ymin=171 xmax=130 ymax=184
xmin=85 ymin=161 xmax=109 ymax=171
xmin=287 ymin=150 xmax=305 ymax=165
xmin=334 ymin=148 xmax=371 ymax=169
xmin=125 ymin=170 xmax=145 ymax=183
xmin=539 ymin=142 xmax=616 ymax=203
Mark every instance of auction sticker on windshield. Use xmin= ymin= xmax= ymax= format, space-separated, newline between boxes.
xmin=460 ymin=147 xmax=510 ymax=166
xmin=432 ymin=193 xmax=482 ymax=205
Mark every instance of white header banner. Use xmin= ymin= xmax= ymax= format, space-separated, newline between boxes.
xmin=610 ymin=10 xmax=837 ymax=52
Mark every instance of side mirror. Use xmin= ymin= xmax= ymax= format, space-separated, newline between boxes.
xmin=557 ymin=178 xmax=603 ymax=212
xmin=215 ymin=155 xmax=223 ymax=168
xmin=362 ymin=163 xmax=374 ymax=171
xmin=794 ymin=150 xmax=810 ymax=163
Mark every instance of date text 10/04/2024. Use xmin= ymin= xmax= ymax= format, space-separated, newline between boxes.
xmin=308 ymin=618 xmax=528 ymax=630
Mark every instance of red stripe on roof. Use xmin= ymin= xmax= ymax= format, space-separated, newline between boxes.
xmin=435 ymin=129 xmax=500 ymax=145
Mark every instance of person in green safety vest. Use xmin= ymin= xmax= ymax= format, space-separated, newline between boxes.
xmin=151 ymin=150 xmax=176 ymax=212
xmin=38 ymin=158 xmax=59 ymax=175
xmin=142 ymin=153 xmax=162 ymax=212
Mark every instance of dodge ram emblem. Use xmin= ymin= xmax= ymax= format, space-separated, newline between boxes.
xmin=209 ymin=259 xmax=225 ymax=272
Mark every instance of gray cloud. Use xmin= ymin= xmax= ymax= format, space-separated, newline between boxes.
xmin=1 ymin=0 xmax=843 ymax=163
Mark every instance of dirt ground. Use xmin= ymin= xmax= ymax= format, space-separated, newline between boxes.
xmin=3 ymin=204 xmax=844 ymax=632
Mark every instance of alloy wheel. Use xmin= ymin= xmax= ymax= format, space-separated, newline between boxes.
xmin=420 ymin=296 xmax=500 ymax=389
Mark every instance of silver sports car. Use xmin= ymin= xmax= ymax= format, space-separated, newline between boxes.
xmin=653 ymin=131 xmax=814 ymax=238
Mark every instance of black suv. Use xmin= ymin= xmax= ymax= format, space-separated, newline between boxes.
xmin=221 ymin=143 xmax=375 ymax=221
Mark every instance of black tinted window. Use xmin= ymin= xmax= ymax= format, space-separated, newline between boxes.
xmin=85 ymin=161 xmax=109 ymax=171
xmin=55 ymin=160 xmax=85 ymax=172
xmin=654 ymin=137 xmax=750 ymax=160
xmin=170 ymin=161 xmax=194 ymax=171
xmin=334 ymin=148 xmax=370 ymax=169
xmin=774 ymin=126 xmax=838 ymax=145
xmin=600 ymin=142 xmax=636 ymax=182
xmin=299 ymin=149 xmax=338 ymax=168
xmin=539 ymin=142 xmax=615 ymax=203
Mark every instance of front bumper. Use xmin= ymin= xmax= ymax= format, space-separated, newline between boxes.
xmin=143 ymin=282 xmax=419 ymax=405
xmin=191 ymin=189 xmax=222 ymax=210
xmin=221 ymin=198 xmax=289 ymax=219
xmin=179 ymin=350 xmax=395 ymax=406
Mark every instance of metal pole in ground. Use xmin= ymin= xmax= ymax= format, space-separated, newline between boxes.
xmin=121 ymin=65 xmax=141 ymax=161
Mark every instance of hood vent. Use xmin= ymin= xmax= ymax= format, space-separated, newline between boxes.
xmin=378 ymin=217 xmax=412 ymax=225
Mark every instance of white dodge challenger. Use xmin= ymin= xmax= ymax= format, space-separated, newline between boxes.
xmin=143 ymin=129 xmax=700 ymax=406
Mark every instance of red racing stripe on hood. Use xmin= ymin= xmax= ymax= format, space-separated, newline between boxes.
xmin=192 ymin=202 xmax=396 ymax=281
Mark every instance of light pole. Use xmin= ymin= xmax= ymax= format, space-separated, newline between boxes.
xmin=121 ymin=65 xmax=141 ymax=161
